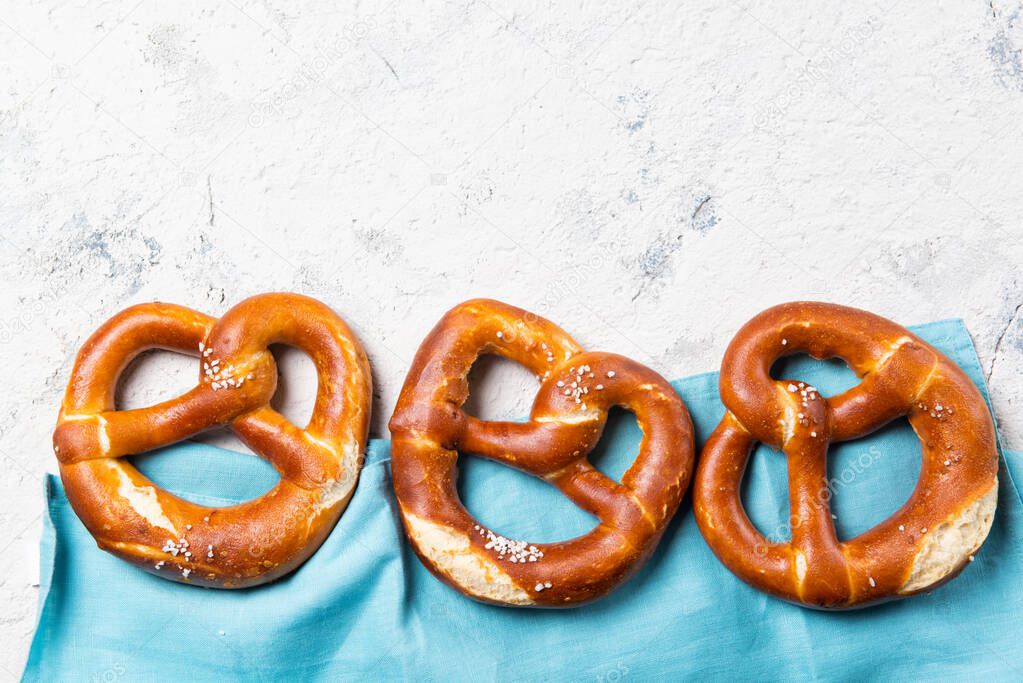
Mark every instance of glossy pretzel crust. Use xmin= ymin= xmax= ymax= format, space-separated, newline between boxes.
xmin=694 ymin=302 xmax=998 ymax=608
xmin=53 ymin=293 xmax=371 ymax=588
xmin=389 ymin=299 xmax=695 ymax=607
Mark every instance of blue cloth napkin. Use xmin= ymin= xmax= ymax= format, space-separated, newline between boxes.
xmin=23 ymin=319 xmax=1023 ymax=681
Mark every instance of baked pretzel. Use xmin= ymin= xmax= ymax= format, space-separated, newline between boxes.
xmin=389 ymin=299 xmax=694 ymax=607
xmin=53 ymin=293 xmax=371 ymax=588
xmin=694 ymin=302 xmax=999 ymax=608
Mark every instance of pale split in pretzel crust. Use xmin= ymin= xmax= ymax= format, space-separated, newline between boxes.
xmin=52 ymin=293 xmax=371 ymax=588
xmin=389 ymin=299 xmax=695 ymax=607
xmin=693 ymin=302 xmax=1000 ymax=609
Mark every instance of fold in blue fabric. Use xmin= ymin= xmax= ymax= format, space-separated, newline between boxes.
xmin=23 ymin=320 xmax=1023 ymax=681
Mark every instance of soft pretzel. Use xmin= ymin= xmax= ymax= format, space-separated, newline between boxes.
xmin=389 ymin=299 xmax=694 ymax=607
xmin=694 ymin=302 xmax=998 ymax=608
xmin=53 ymin=293 xmax=371 ymax=588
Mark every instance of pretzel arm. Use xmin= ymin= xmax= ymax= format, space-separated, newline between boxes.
xmin=828 ymin=338 xmax=935 ymax=442
xmin=232 ymin=408 xmax=348 ymax=489
xmin=460 ymin=416 xmax=602 ymax=476
xmin=549 ymin=460 xmax=656 ymax=541
xmin=693 ymin=417 xmax=792 ymax=591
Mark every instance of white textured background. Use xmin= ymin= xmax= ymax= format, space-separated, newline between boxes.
xmin=2 ymin=0 xmax=1022 ymax=677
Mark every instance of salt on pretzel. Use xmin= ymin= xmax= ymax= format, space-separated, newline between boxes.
xmin=389 ymin=299 xmax=694 ymax=607
xmin=694 ymin=302 xmax=999 ymax=608
xmin=53 ymin=293 xmax=371 ymax=588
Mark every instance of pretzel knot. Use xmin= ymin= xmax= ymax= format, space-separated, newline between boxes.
xmin=53 ymin=293 xmax=371 ymax=588
xmin=694 ymin=302 xmax=999 ymax=608
xmin=389 ymin=299 xmax=694 ymax=607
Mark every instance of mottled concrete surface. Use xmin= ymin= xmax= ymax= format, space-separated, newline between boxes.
xmin=1 ymin=0 xmax=1022 ymax=676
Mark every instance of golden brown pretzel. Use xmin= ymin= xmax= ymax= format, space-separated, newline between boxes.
xmin=694 ymin=302 xmax=998 ymax=608
xmin=53 ymin=293 xmax=371 ymax=588
xmin=389 ymin=299 xmax=694 ymax=607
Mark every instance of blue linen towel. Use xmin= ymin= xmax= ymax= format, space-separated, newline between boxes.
xmin=23 ymin=319 xmax=1023 ymax=681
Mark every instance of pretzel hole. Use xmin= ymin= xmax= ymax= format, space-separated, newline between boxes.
xmin=826 ymin=417 xmax=920 ymax=541
xmin=769 ymin=354 xmax=860 ymax=396
xmin=131 ymin=440 xmax=279 ymax=507
xmin=741 ymin=443 xmax=793 ymax=542
xmin=462 ymin=354 xmax=537 ymax=422
xmin=268 ymin=344 xmax=317 ymax=427
xmin=115 ymin=349 xmax=197 ymax=410
xmin=588 ymin=407 xmax=641 ymax=484
xmin=457 ymin=451 xmax=597 ymax=543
